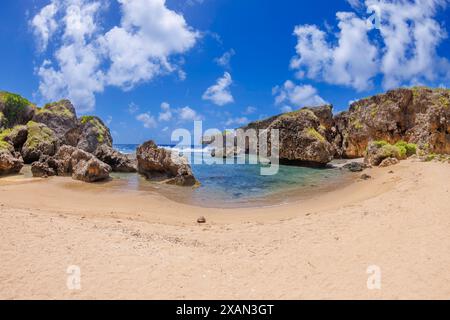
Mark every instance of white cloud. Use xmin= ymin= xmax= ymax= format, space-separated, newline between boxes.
xmin=158 ymin=102 xmax=172 ymax=121
xmin=291 ymin=0 xmax=450 ymax=91
xmin=291 ymin=12 xmax=378 ymax=91
xmin=225 ymin=117 xmax=249 ymax=127
xmin=368 ymin=0 xmax=450 ymax=89
xmin=136 ymin=112 xmax=157 ymax=128
xmin=214 ymin=49 xmax=235 ymax=68
xmin=346 ymin=0 xmax=363 ymax=9
xmin=31 ymin=0 xmax=199 ymax=112
xmin=179 ymin=106 xmax=203 ymax=121
xmin=202 ymin=72 xmax=234 ymax=106
xmin=31 ymin=1 xmax=58 ymax=51
xmin=273 ymin=81 xmax=327 ymax=107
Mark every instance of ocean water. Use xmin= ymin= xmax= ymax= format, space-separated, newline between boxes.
xmin=113 ymin=144 xmax=347 ymax=207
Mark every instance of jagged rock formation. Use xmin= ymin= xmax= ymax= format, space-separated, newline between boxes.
xmin=241 ymin=106 xmax=335 ymax=166
xmin=0 ymin=91 xmax=135 ymax=180
xmin=95 ymin=145 xmax=136 ymax=172
xmin=0 ymin=150 xmax=23 ymax=175
xmin=334 ymin=87 xmax=450 ymax=158
xmin=21 ymin=121 xmax=58 ymax=164
xmin=241 ymin=87 xmax=449 ymax=166
xmin=136 ymin=140 xmax=198 ymax=187
xmin=32 ymin=146 xmax=111 ymax=182
xmin=32 ymin=99 xmax=78 ymax=144
xmin=68 ymin=116 xmax=113 ymax=153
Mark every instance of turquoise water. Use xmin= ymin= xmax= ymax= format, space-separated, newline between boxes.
xmin=113 ymin=144 xmax=347 ymax=207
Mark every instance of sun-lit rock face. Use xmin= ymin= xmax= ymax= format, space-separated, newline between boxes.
xmin=242 ymin=105 xmax=336 ymax=166
xmin=334 ymin=87 xmax=450 ymax=158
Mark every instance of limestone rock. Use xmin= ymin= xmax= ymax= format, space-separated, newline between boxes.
xmin=21 ymin=121 xmax=57 ymax=164
xmin=241 ymin=106 xmax=335 ymax=166
xmin=94 ymin=145 xmax=136 ymax=172
xmin=136 ymin=140 xmax=198 ymax=187
xmin=0 ymin=150 xmax=23 ymax=175
xmin=33 ymin=100 xmax=78 ymax=143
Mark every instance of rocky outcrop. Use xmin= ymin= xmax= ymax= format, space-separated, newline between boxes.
xmin=95 ymin=145 xmax=136 ymax=172
xmin=70 ymin=116 xmax=113 ymax=154
xmin=136 ymin=140 xmax=198 ymax=187
xmin=241 ymin=106 xmax=335 ymax=166
xmin=21 ymin=121 xmax=58 ymax=164
xmin=33 ymin=100 xmax=78 ymax=143
xmin=0 ymin=150 xmax=23 ymax=175
xmin=334 ymin=87 xmax=450 ymax=158
xmin=32 ymin=145 xmax=111 ymax=182
xmin=0 ymin=91 xmax=36 ymax=130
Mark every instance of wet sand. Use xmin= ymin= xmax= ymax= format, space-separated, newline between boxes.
xmin=1 ymin=159 xmax=450 ymax=299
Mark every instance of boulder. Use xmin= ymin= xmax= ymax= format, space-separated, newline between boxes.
xmin=72 ymin=157 xmax=111 ymax=183
xmin=94 ymin=145 xmax=136 ymax=172
xmin=69 ymin=116 xmax=112 ymax=154
xmin=33 ymin=100 xmax=78 ymax=143
xmin=0 ymin=150 xmax=23 ymax=175
xmin=342 ymin=162 xmax=368 ymax=172
xmin=241 ymin=106 xmax=335 ymax=166
xmin=379 ymin=157 xmax=399 ymax=167
xmin=21 ymin=121 xmax=58 ymax=164
xmin=55 ymin=145 xmax=111 ymax=182
xmin=136 ymin=140 xmax=198 ymax=187
xmin=31 ymin=160 xmax=56 ymax=178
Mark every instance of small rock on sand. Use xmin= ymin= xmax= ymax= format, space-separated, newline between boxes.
xmin=197 ymin=216 xmax=206 ymax=224
xmin=360 ymin=174 xmax=372 ymax=180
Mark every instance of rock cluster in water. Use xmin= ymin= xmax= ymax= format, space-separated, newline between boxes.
xmin=0 ymin=91 xmax=195 ymax=185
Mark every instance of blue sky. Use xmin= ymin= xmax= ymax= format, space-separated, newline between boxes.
xmin=1 ymin=0 xmax=450 ymax=144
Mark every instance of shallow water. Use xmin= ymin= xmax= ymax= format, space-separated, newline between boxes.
xmin=111 ymin=144 xmax=350 ymax=208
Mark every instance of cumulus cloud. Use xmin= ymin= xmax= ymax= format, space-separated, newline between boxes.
xmin=31 ymin=1 xmax=58 ymax=51
xmin=31 ymin=0 xmax=199 ymax=112
xmin=291 ymin=0 xmax=450 ymax=91
xmin=179 ymin=106 xmax=203 ymax=121
xmin=291 ymin=13 xmax=378 ymax=91
xmin=273 ymin=81 xmax=327 ymax=108
xmin=136 ymin=112 xmax=157 ymax=128
xmin=202 ymin=72 xmax=234 ymax=106
xmin=158 ymin=102 xmax=172 ymax=121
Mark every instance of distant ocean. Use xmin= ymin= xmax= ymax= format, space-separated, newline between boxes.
xmin=113 ymin=144 xmax=346 ymax=207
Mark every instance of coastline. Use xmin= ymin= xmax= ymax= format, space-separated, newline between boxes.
xmin=1 ymin=159 xmax=450 ymax=299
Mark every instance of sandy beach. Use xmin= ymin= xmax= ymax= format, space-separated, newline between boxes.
xmin=0 ymin=159 xmax=449 ymax=300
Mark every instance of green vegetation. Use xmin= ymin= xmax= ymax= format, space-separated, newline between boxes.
xmin=394 ymin=140 xmax=417 ymax=157
xmin=305 ymin=127 xmax=325 ymax=142
xmin=438 ymin=95 xmax=450 ymax=109
xmin=24 ymin=121 xmax=56 ymax=149
xmin=371 ymin=140 xmax=418 ymax=160
xmin=36 ymin=100 xmax=74 ymax=118
xmin=0 ymin=140 xmax=13 ymax=152
xmin=0 ymin=91 xmax=33 ymax=126
xmin=424 ymin=153 xmax=437 ymax=162
xmin=80 ymin=116 xmax=106 ymax=143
